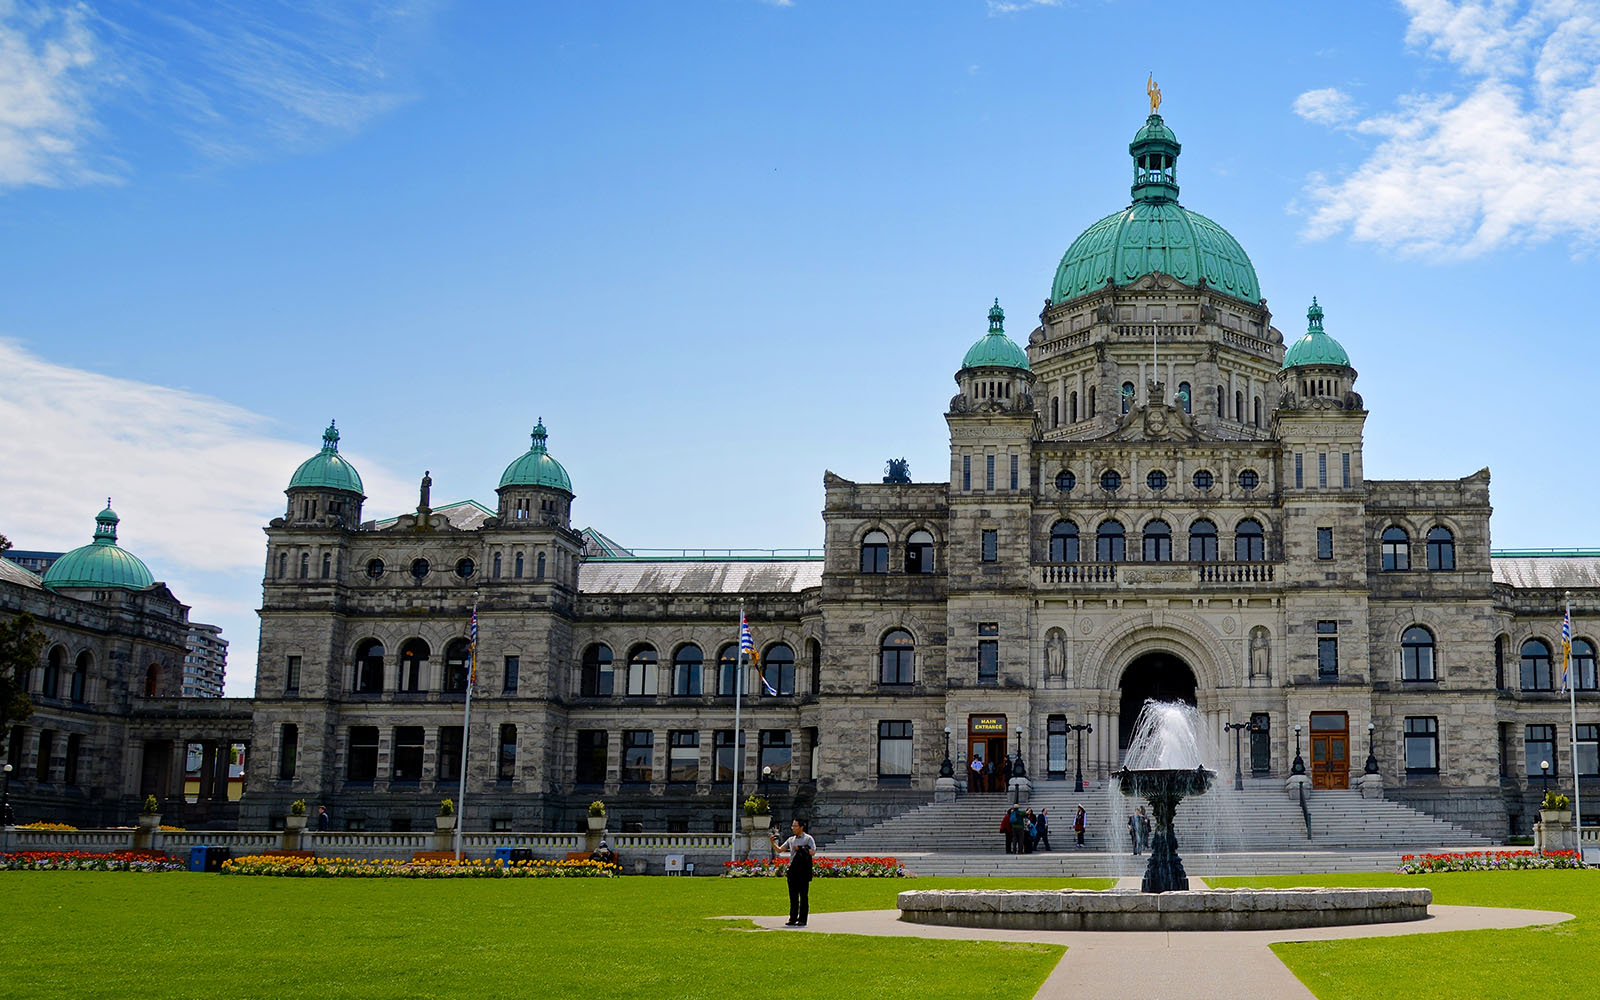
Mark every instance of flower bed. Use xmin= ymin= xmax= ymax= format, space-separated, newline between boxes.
xmin=220 ymin=855 xmax=619 ymax=878
xmin=16 ymin=821 xmax=77 ymax=831
xmin=1397 ymin=850 xmax=1584 ymax=874
xmin=722 ymin=856 xmax=910 ymax=878
xmin=1 ymin=850 xmax=185 ymax=873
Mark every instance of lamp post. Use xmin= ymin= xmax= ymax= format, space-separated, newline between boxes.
xmin=939 ymin=727 xmax=954 ymax=779
xmin=1223 ymin=721 xmax=1252 ymax=790
xmin=1013 ymin=728 xmax=1026 ymax=779
xmin=2 ymin=762 xmax=12 ymax=855
xmin=1291 ymin=724 xmax=1306 ymax=777
xmin=1364 ymin=722 xmax=1379 ymax=775
xmin=1540 ymin=760 xmax=1551 ymax=800
xmin=1067 ymin=722 xmax=1093 ymax=792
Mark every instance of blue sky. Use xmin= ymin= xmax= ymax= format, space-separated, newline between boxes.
xmin=3 ymin=0 xmax=1598 ymax=694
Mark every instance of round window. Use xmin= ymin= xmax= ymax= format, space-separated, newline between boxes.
xmin=455 ymin=558 xmax=475 ymax=579
xmin=365 ymin=558 xmax=384 ymax=579
xmin=410 ymin=558 xmax=430 ymax=580
xmin=1147 ymin=470 xmax=1167 ymax=491
xmin=1056 ymin=470 xmax=1076 ymax=492
xmin=1239 ymin=469 xmax=1260 ymax=491
xmin=1100 ymin=470 xmax=1121 ymax=493
xmin=1193 ymin=470 xmax=1214 ymax=491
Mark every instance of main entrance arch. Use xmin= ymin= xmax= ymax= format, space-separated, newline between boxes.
xmin=1118 ymin=652 xmax=1197 ymax=750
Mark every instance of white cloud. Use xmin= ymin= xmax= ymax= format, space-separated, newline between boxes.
xmin=0 ymin=0 xmax=107 ymax=188
xmin=1293 ymin=87 xmax=1357 ymax=125
xmin=987 ymin=0 xmax=1064 ymax=15
xmin=0 ymin=339 xmax=410 ymax=694
xmin=1297 ymin=0 xmax=1600 ymax=256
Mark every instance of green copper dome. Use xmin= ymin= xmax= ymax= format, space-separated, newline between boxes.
xmin=288 ymin=421 xmax=364 ymax=494
xmin=961 ymin=300 xmax=1030 ymax=371
xmin=42 ymin=502 xmax=156 ymax=592
xmin=1282 ymin=298 xmax=1351 ymax=369
xmin=499 ymin=419 xmax=573 ymax=491
xmin=1050 ymin=114 xmax=1260 ymax=305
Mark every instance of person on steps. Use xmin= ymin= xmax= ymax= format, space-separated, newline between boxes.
xmin=1127 ymin=812 xmax=1141 ymax=855
xmin=1035 ymin=809 xmax=1052 ymax=851
xmin=1073 ymin=804 xmax=1087 ymax=847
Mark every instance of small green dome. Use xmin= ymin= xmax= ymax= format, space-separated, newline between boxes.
xmin=499 ymin=419 xmax=573 ymax=492
xmin=42 ymin=502 xmax=155 ymax=592
xmin=288 ymin=421 xmax=364 ymax=494
xmin=961 ymin=300 xmax=1030 ymax=371
xmin=1282 ymin=298 xmax=1351 ymax=369
xmin=1050 ymin=114 xmax=1260 ymax=305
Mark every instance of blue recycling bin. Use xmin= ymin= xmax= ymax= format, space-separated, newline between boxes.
xmin=494 ymin=847 xmax=534 ymax=864
xmin=494 ymin=847 xmax=512 ymax=864
xmin=188 ymin=846 xmax=211 ymax=872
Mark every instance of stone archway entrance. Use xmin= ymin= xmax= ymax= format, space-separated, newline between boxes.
xmin=1118 ymin=652 xmax=1197 ymax=751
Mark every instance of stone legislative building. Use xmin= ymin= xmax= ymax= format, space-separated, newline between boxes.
xmin=3 ymin=109 xmax=1596 ymax=841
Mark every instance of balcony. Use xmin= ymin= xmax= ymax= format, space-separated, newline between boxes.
xmin=1036 ymin=560 xmax=1278 ymax=589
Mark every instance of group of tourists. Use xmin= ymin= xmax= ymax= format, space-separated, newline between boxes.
xmin=999 ymin=805 xmax=1054 ymax=853
xmin=967 ymin=753 xmax=1024 ymax=793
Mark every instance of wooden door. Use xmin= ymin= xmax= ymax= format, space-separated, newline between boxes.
xmin=1309 ymin=712 xmax=1349 ymax=789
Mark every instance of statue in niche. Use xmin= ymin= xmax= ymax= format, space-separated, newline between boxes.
xmin=1046 ymin=631 xmax=1067 ymax=679
xmin=1250 ymin=627 xmax=1270 ymax=679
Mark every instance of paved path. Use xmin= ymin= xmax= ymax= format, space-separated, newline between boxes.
xmin=734 ymin=901 xmax=1571 ymax=1000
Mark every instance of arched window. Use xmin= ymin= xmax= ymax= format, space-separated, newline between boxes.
xmin=1235 ymin=390 xmax=1244 ymax=421
xmin=905 ymin=530 xmax=935 ymax=574
xmin=1070 ymin=391 xmax=1079 ymax=422
xmin=1520 ymin=638 xmax=1553 ymax=691
xmin=808 ymin=638 xmax=822 ymax=696
xmin=1121 ymin=381 xmax=1135 ymax=414
xmin=1142 ymin=520 xmax=1172 ymax=562
xmin=277 ymin=552 xmax=287 ymax=578
xmin=1049 ymin=521 xmax=1079 ymax=562
xmin=144 ymin=664 xmax=160 ymax=697
xmin=1574 ymin=639 xmax=1597 ymax=691
xmin=1096 ymin=520 xmax=1125 ymax=562
xmin=581 ymin=644 xmax=614 ymax=696
xmin=762 ymin=643 xmax=795 ymax=696
xmin=299 ymin=552 xmax=309 ymax=578
xmin=514 ymin=552 xmax=524 ymax=578
xmin=1216 ymin=384 xmax=1224 ymax=417
xmin=399 ymin=638 xmax=430 ymax=692
xmin=1088 ymin=386 xmax=1097 ymax=417
xmin=1178 ymin=381 xmax=1191 ymax=414
xmin=859 ymin=531 xmax=889 ymax=573
xmin=672 ymin=644 xmax=703 ymax=696
xmin=1401 ymin=627 xmax=1435 ymax=681
xmin=1189 ymin=519 xmax=1218 ymax=561
xmin=880 ymin=630 xmax=914 ymax=685
xmin=717 ymin=643 xmax=741 ymax=696
xmin=536 ymin=551 xmax=546 ymax=579
xmin=443 ymin=638 xmax=471 ymax=693
xmin=1051 ymin=397 xmax=1059 ymax=427
xmin=1426 ymin=526 xmax=1455 ymax=570
xmin=321 ymin=552 xmax=332 ymax=579
xmin=1381 ymin=527 xmax=1410 ymax=571
xmin=353 ymin=639 xmax=384 ymax=693
xmin=42 ymin=646 xmax=63 ymax=699
xmin=70 ymin=651 xmax=89 ymax=703
xmin=1234 ymin=519 xmax=1265 ymax=561
xmin=626 ymin=646 xmax=658 ymax=696
xmin=1253 ymin=396 xmax=1261 ymax=427
xmin=492 ymin=552 xmax=502 ymax=578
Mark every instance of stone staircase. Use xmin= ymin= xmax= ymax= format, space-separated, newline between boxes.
xmin=824 ymin=781 xmax=1493 ymax=856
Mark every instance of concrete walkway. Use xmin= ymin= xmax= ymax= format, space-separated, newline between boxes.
xmin=735 ymin=899 xmax=1571 ymax=999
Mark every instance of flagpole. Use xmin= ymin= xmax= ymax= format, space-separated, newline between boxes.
xmin=455 ymin=592 xmax=478 ymax=860
xmin=1567 ymin=591 xmax=1581 ymax=854
xmin=731 ymin=598 xmax=744 ymax=864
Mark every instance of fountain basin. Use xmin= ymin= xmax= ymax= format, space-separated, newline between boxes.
xmin=897 ymin=887 xmax=1431 ymax=932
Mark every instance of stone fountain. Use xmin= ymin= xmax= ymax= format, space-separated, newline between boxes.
xmin=1113 ymin=763 xmax=1214 ymax=893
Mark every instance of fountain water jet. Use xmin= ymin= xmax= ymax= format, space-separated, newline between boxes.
xmin=1115 ymin=700 xmax=1215 ymax=893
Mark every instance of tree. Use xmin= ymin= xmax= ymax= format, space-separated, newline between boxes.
xmin=0 ymin=612 xmax=41 ymax=734
xmin=0 ymin=532 xmax=11 ymax=553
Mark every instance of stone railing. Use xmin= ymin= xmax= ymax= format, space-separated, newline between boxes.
xmin=1038 ymin=563 xmax=1119 ymax=585
xmin=3 ymin=829 xmax=136 ymax=852
xmin=1115 ymin=323 xmax=1199 ymax=340
xmin=1037 ymin=561 xmax=1278 ymax=588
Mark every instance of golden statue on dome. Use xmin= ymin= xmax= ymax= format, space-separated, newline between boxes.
xmin=1147 ymin=74 xmax=1162 ymax=114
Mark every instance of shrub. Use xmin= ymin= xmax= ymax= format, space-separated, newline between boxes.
xmin=141 ymin=796 xmax=160 ymax=815
xmin=722 ymin=856 xmax=911 ymax=878
xmin=0 ymin=850 xmax=185 ymax=873
xmin=438 ymin=798 xmax=455 ymax=817
xmin=17 ymin=821 xmax=77 ymax=831
xmin=1542 ymin=791 xmax=1572 ymax=811
xmin=742 ymin=796 xmax=770 ymax=817
xmin=588 ymin=800 xmax=606 ymax=817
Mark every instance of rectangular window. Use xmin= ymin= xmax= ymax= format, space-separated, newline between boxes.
xmin=1318 ymin=452 xmax=1328 ymax=488
xmin=503 ymin=655 xmax=519 ymax=694
xmin=621 ymin=731 xmax=653 ymax=783
xmin=1342 ymin=453 xmax=1351 ymax=488
xmin=1295 ymin=453 xmax=1303 ymax=489
xmin=717 ymin=647 xmax=740 ymax=697
xmin=279 ymin=724 xmax=298 ymax=780
xmin=714 ymin=730 xmax=745 ymax=783
xmin=1317 ymin=620 xmax=1338 ymax=680
xmin=498 ymin=724 xmax=517 ymax=781
xmin=981 ymin=529 xmax=998 ymax=563
xmin=392 ymin=726 xmax=424 ymax=782
xmin=669 ymin=730 xmax=699 ymax=784
xmin=759 ymin=729 xmax=792 ymax=782
xmin=1316 ymin=528 xmax=1333 ymax=560
xmin=986 ymin=454 xmax=995 ymax=491
xmin=285 ymin=655 xmax=301 ymax=693
xmin=1525 ymin=725 xmax=1557 ymax=777
xmin=962 ymin=455 xmax=971 ymax=491
xmin=977 ymin=622 xmax=999 ymax=636
xmin=977 ymin=640 xmax=999 ymax=686
xmin=1404 ymin=717 xmax=1439 ymax=774
xmin=437 ymin=726 xmax=463 ymax=781
xmin=63 ymin=733 xmax=81 ymax=785
xmin=1047 ymin=715 xmax=1068 ymax=777
xmin=1577 ymin=724 xmax=1598 ymax=777
xmin=1010 ymin=454 xmax=1019 ymax=491
xmin=575 ymin=730 xmax=608 ymax=784
xmin=877 ymin=721 xmax=912 ymax=777
xmin=347 ymin=726 xmax=379 ymax=782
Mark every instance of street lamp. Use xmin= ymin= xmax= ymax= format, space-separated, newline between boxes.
xmin=1540 ymin=760 xmax=1551 ymax=799
xmin=1224 ymin=721 xmax=1252 ymax=790
xmin=2 ymin=762 xmax=12 ymax=855
xmin=1291 ymin=724 xmax=1306 ymax=777
xmin=1364 ymin=722 xmax=1379 ymax=775
xmin=1066 ymin=722 xmax=1093 ymax=792
xmin=939 ymin=727 xmax=954 ymax=779
xmin=1013 ymin=729 xmax=1027 ymax=779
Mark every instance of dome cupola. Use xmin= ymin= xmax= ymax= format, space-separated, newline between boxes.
xmin=498 ymin=419 xmax=573 ymax=491
xmin=953 ymin=300 xmax=1034 ymax=415
xmin=961 ymin=300 xmax=1030 ymax=371
xmin=288 ymin=421 xmax=365 ymax=494
xmin=497 ymin=419 xmax=574 ymax=529
xmin=42 ymin=501 xmax=156 ymax=592
xmin=1278 ymin=298 xmax=1359 ymax=410
xmin=1282 ymin=298 xmax=1351 ymax=369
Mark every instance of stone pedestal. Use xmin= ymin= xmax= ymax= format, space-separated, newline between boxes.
xmin=134 ymin=814 xmax=160 ymax=851
xmin=282 ymin=814 xmax=307 ymax=850
xmin=1535 ymin=811 xmax=1577 ymax=853
xmin=1009 ymin=777 xmax=1032 ymax=805
xmin=1284 ymin=774 xmax=1310 ymax=801
xmin=584 ymin=819 xmax=606 ymax=855
xmin=433 ymin=815 xmax=456 ymax=853
xmin=1354 ymin=773 xmax=1384 ymax=800
xmin=934 ymin=776 xmax=959 ymax=803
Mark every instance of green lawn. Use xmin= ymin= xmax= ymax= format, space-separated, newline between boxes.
xmin=1209 ymin=870 xmax=1600 ymax=1000
xmin=0 ymin=874 xmax=1106 ymax=1000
